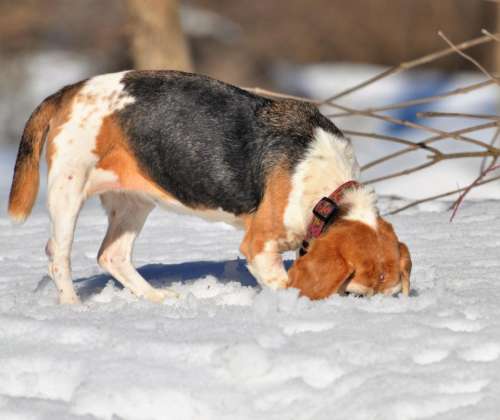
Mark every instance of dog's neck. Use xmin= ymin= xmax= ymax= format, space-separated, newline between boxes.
xmin=284 ymin=128 xmax=378 ymax=238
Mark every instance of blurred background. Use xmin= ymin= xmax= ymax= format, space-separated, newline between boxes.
xmin=1 ymin=0 xmax=499 ymax=208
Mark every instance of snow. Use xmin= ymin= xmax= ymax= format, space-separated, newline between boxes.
xmin=1 ymin=159 xmax=500 ymax=419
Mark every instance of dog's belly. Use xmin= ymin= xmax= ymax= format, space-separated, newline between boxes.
xmin=85 ymin=158 xmax=246 ymax=228
xmin=155 ymin=198 xmax=246 ymax=228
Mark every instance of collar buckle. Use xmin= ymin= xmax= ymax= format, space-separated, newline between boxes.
xmin=312 ymin=197 xmax=338 ymax=224
xmin=299 ymin=181 xmax=361 ymax=257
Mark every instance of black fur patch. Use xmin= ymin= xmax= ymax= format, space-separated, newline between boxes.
xmin=117 ymin=70 xmax=344 ymax=215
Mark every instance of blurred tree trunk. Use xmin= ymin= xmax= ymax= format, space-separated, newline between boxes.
xmin=127 ymin=0 xmax=193 ymax=71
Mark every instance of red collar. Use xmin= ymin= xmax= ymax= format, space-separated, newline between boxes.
xmin=299 ymin=180 xmax=360 ymax=256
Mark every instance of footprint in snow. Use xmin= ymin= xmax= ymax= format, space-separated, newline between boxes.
xmin=412 ymin=349 xmax=449 ymax=365
xmin=215 ymin=343 xmax=343 ymax=389
xmin=458 ymin=343 xmax=500 ymax=362
xmin=433 ymin=318 xmax=483 ymax=333
xmin=281 ymin=320 xmax=335 ymax=336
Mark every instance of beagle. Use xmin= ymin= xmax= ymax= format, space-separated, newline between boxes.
xmin=8 ymin=70 xmax=411 ymax=304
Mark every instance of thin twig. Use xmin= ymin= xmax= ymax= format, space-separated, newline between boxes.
xmin=328 ymin=79 xmax=494 ymax=118
xmin=438 ymin=31 xmax=500 ymax=85
xmin=344 ymin=130 xmax=442 ymax=154
xmin=482 ymin=29 xmax=500 ymax=42
xmin=365 ymin=160 xmax=439 ymax=184
xmin=325 ymin=101 xmax=499 ymax=151
xmin=361 ymin=121 xmax=498 ymax=171
xmin=242 ymin=86 xmax=318 ymax=104
xmin=480 ymin=127 xmax=500 ymax=174
xmin=385 ymin=174 xmax=500 ymax=215
xmin=417 ymin=111 xmax=500 ymax=120
xmin=449 ymin=162 xmax=500 ymax=221
xmin=449 ymin=126 xmax=500 ymax=220
xmin=365 ymin=150 xmax=499 ymax=185
xmin=440 ymin=151 xmax=498 ymax=159
xmin=322 ymin=33 xmax=498 ymax=102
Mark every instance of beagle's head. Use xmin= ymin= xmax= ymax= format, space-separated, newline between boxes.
xmin=288 ymin=217 xmax=411 ymax=300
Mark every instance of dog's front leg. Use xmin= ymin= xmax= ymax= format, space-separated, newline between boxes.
xmin=240 ymin=235 xmax=289 ymax=290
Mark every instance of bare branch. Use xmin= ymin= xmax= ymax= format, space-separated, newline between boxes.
xmin=328 ymin=79 xmax=494 ymax=118
xmin=480 ymin=127 xmax=500 ymax=174
xmin=366 ymin=150 xmax=499 ymax=185
xmin=361 ymin=121 xmax=499 ymax=171
xmin=344 ymin=130 xmax=443 ymax=155
xmin=449 ymin=161 xmax=500 ymax=221
xmin=322 ymin=33 xmax=498 ymax=102
xmin=438 ymin=31 xmax=500 ymax=84
xmin=482 ymin=29 xmax=500 ymax=42
xmin=449 ymin=127 xmax=500 ymax=221
xmin=325 ymin=101 xmax=499 ymax=151
xmin=386 ymin=174 xmax=500 ymax=215
xmin=241 ymin=86 xmax=318 ymax=104
xmin=365 ymin=160 xmax=440 ymax=184
xmin=417 ymin=111 xmax=500 ymax=120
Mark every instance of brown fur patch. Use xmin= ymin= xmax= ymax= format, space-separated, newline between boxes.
xmin=92 ymin=115 xmax=175 ymax=200
xmin=288 ymin=217 xmax=411 ymax=299
xmin=8 ymin=82 xmax=84 ymax=222
xmin=398 ymin=242 xmax=412 ymax=296
xmin=45 ymin=91 xmax=79 ymax=168
xmin=240 ymin=164 xmax=292 ymax=260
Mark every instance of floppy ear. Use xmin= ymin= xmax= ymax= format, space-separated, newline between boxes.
xmin=288 ymin=248 xmax=353 ymax=300
xmin=398 ymin=242 xmax=412 ymax=296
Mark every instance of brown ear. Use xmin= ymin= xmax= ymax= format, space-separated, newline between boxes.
xmin=398 ymin=242 xmax=412 ymax=296
xmin=288 ymin=249 xmax=352 ymax=300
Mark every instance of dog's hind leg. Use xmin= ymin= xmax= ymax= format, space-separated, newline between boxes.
xmin=97 ymin=192 xmax=177 ymax=303
xmin=46 ymin=169 xmax=87 ymax=304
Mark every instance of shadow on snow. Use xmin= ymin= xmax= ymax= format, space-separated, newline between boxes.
xmin=71 ymin=258 xmax=294 ymax=301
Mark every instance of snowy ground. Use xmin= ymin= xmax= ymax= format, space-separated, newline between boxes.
xmin=1 ymin=170 xmax=500 ymax=419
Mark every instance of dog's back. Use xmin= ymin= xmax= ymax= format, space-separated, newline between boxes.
xmin=10 ymin=70 xmax=341 ymax=219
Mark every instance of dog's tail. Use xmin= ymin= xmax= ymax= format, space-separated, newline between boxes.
xmin=8 ymin=96 xmax=59 ymax=223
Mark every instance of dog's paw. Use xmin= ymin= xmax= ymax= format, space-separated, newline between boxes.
xmin=59 ymin=292 xmax=81 ymax=305
xmin=266 ymin=276 xmax=290 ymax=290
xmin=144 ymin=288 xmax=179 ymax=303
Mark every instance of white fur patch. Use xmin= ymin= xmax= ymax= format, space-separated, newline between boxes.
xmin=342 ymin=186 xmax=378 ymax=229
xmin=49 ymin=71 xmax=134 ymax=187
xmin=84 ymin=168 xmax=120 ymax=197
xmin=157 ymin=200 xmax=245 ymax=228
xmin=382 ymin=282 xmax=402 ymax=296
xmin=345 ymin=282 xmax=374 ymax=296
xmin=248 ymin=240 xmax=288 ymax=289
xmin=283 ymin=127 xmax=377 ymax=235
